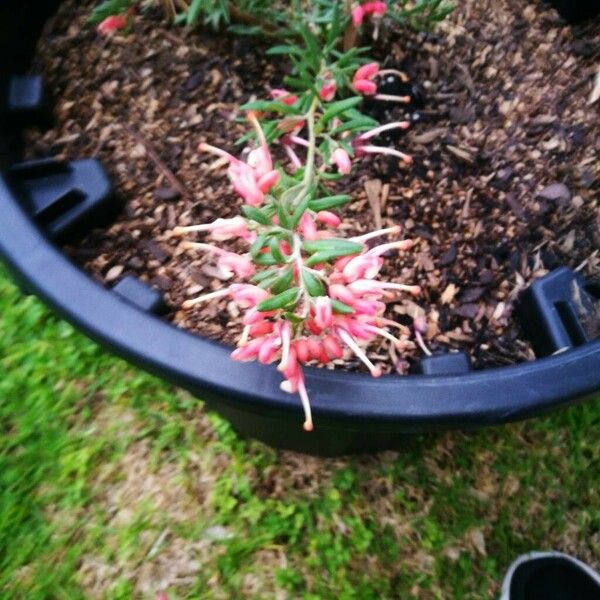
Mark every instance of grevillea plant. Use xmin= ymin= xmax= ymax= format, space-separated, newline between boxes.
xmin=174 ymin=113 xmax=420 ymax=431
xmin=173 ymin=47 xmax=422 ymax=430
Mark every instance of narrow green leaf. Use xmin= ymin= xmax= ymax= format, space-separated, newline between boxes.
xmin=254 ymin=252 xmax=279 ymax=266
xmin=330 ymin=116 xmax=378 ymax=137
xmin=269 ymin=237 xmax=287 ymax=263
xmin=318 ymin=171 xmax=344 ymax=181
xmin=186 ymin=0 xmax=203 ymax=25
xmin=249 ymin=234 xmax=267 ymax=259
xmin=319 ymin=97 xmax=363 ymax=125
xmin=301 ymin=269 xmax=326 ymax=297
xmin=251 ymin=268 xmax=279 ymax=284
xmin=241 ymin=205 xmax=272 ymax=226
xmin=302 ymin=239 xmax=363 ymax=255
xmin=280 ymin=183 xmax=306 ymax=208
xmin=88 ymin=0 xmax=132 ymax=23
xmin=257 ymin=271 xmax=283 ymax=290
xmin=276 ymin=203 xmax=291 ymax=229
xmin=289 ymin=194 xmax=312 ymax=229
xmin=305 ymin=250 xmax=344 ymax=266
xmin=271 ymin=268 xmax=294 ymax=294
xmin=267 ymin=45 xmax=300 ymax=56
xmin=283 ymin=311 xmax=304 ymax=325
xmin=240 ymin=100 xmax=298 ymax=115
xmin=308 ymin=195 xmax=352 ymax=211
xmin=227 ymin=24 xmax=262 ymax=35
xmin=257 ymin=287 xmax=300 ymax=312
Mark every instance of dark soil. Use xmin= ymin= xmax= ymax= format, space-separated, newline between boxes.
xmin=27 ymin=0 xmax=600 ymax=373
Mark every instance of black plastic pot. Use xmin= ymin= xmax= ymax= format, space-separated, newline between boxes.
xmin=547 ymin=0 xmax=600 ymax=23
xmin=1 ymin=0 xmax=599 ymax=455
xmin=500 ymin=552 xmax=600 ymax=600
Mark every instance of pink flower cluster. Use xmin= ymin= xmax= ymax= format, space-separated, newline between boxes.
xmin=273 ymin=63 xmax=414 ymax=179
xmin=179 ymin=213 xmax=420 ymax=432
xmin=200 ymin=113 xmax=280 ymax=207
xmin=352 ymin=1 xmax=387 ymax=27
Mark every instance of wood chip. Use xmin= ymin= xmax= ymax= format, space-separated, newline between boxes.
xmin=537 ymin=183 xmax=570 ymax=204
xmin=411 ymin=128 xmax=446 ymax=144
xmin=589 ymin=65 xmax=600 ymax=105
xmin=364 ymin=179 xmax=383 ymax=229
xmin=441 ymin=283 xmax=459 ymax=305
xmin=105 ymin=265 xmax=124 ymax=282
xmin=446 ymin=144 xmax=475 ymax=163
xmin=492 ymin=302 xmax=506 ymax=321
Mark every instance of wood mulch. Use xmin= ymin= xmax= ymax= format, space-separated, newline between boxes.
xmin=27 ymin=0 xmax=600 ymax=373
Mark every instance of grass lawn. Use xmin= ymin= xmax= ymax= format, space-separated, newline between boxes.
xmin=1 ymin=263 xmax=599 ymax=599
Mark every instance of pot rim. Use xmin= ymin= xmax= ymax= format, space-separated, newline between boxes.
xmin=1 ymin=175 xmax=599 ymax=429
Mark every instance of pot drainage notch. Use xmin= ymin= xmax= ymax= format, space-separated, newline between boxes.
xmin=3 ymin=157 xmax=120 ymax=241
xmin=517 ymin=267 xmax=600 ymax=358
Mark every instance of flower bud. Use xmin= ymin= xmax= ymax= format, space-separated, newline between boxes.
xmin=97 ymin=15 xmax=128 ymax=35
xmin=331 ymin=148 xmax=352 ymax=175
xmin=316 ymin=211 xmax=341 ymax=227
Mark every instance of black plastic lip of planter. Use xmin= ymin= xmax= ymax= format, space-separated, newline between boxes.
xmin=2 ymin=177 xmax=600 ymax=455
xmin=1 ymin=0 xmax=599 ymax=455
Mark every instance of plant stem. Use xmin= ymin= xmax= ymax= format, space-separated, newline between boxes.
xmin=302 ymin=95 xmax=321 ymax=189
xmin=280 ymin=94 xmax=320 ymax=214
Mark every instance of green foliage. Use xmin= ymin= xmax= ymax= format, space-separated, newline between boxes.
xmin=89 ymin=0 xmax=454 ymax=34
xmin=182 ymin=0 xmax=230 ymax=28
xmin=389 ymin=0 xmax=456 ymax=30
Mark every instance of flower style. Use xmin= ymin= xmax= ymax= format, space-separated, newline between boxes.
xmin=182 ymin=242 xmax=256 ymax=279
xmin=352 ymin=64 xmax=413 ymax=105
xmin=174 ymin=216 xmax=254 ymax=242
xmin=352 ymin=121 xmax=413 ymax=165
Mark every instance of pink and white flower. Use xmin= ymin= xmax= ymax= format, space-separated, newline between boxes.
xmin=229 ymin=284 xmax=270 ymax=308
xmin=352 ymin=62 xmax=380 ymax=96
xmin=316 ymin=211 xmax=341 ymax=228
xmin=313 ymin=296 xmax=334 ymax=329
xmin=298 ymin=213 xmax=318 ymax=241
xmin=270 ymin=88 xmax=299 ymax=106
xmin=174 ymin=216 xmax=254 ymax=242
xmin=319 ymin=72 xmax=337 ymax=102
xmin=217 ymin=252 xmax=255 ymax=279
xmin=331 ymin=147 xmax=352 ymax=175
